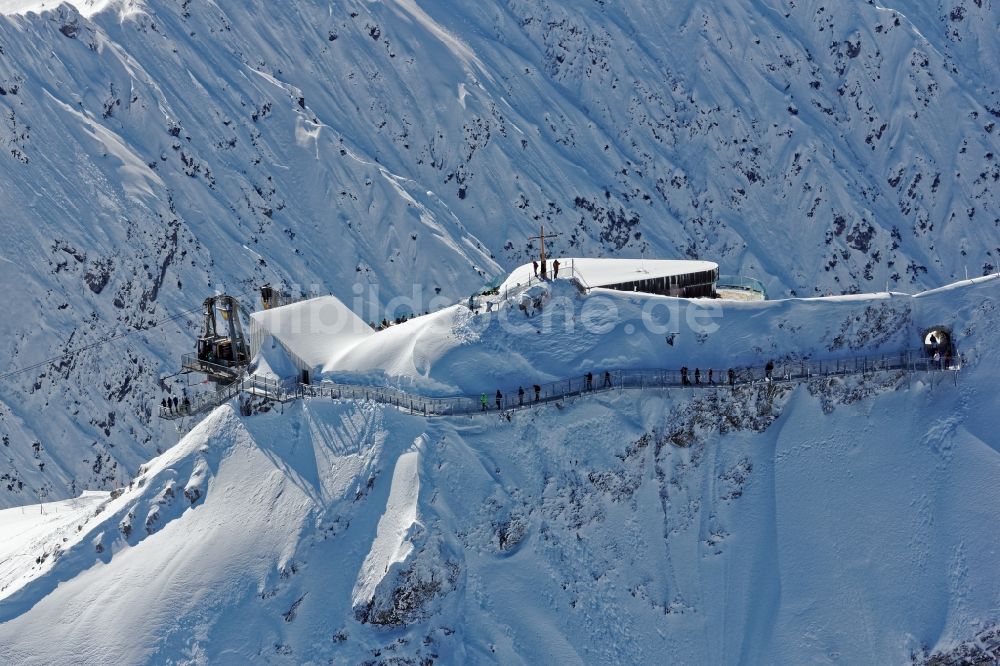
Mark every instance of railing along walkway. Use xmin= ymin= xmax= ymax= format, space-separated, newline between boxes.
xmin=160 ymin=349 xmax=954 ymax=421
xmin=495 ymin=265 xmax=591 ymax=302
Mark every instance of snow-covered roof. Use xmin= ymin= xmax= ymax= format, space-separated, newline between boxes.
xmin=499 ymin=257 xmax=718 ymax=292
xmin=249 ymin=296 xmax=374 ymax=368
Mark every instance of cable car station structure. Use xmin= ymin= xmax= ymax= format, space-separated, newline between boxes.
xmin=181 ymin=295 xmax=251 ymax=383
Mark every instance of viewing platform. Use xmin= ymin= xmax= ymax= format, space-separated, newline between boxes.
xmin=716 ymin=275 xmax=767 ymax=301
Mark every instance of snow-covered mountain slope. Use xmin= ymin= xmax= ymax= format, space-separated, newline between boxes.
xmin=0 ymin=277 xmax=997 ymax=664
xmin=0 ymin=0 xmax=999 ymax=507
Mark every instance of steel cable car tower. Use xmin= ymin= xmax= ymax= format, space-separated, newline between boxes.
xmin=181 ymin=295 xmax=250 ymax=383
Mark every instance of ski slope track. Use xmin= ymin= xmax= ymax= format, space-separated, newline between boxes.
xmin=0 ymin=276 xmax=997 ymax=664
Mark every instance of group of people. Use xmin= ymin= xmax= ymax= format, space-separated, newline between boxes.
xmin=479 ymin=369 xmax=615 ymax=411
xmin=371 ymin=312 xmax=429 ymax=331
xmin=532 ymin=258 xmax=561 ymax=280
xmin=161 ymin=395 xmax=191 ymax=415
xmin=680 ymin=366 xmax=748 ymax=387
xmin=477 ymin=359 xmax=788 ymax=412
xmin=483 ymin=387 xmax=535 ymax=411
xmin=583 ymin=370 xmax=613 ymax=391
xmin=477 ymin=362 xmax=780 ymax=411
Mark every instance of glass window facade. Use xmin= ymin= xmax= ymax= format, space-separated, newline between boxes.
xmin=602 ymin=267 xmax=719 ymax=298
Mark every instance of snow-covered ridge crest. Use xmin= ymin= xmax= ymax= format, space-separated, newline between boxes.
xmin=353 ymin=436 xmax=424 ymax=612
xmin=0 ymin=404 xmax=241 ymax=615
xmin=349 ymin=434 xmax=461 ymax=627
xmin=0 ymin=0 xmax=141 ymax=19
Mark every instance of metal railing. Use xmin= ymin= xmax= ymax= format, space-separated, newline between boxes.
xmin=262 ymin=291 xmax=314 ymax=310
xmin=160 ymin=349 xmax=954 ymax=421
xmin=717 ymin=275 xmax=767 ymax=298
xmin=159 ymin=374 xmax=294 ymax=420
xmin=494 ymin=264 xmax=591 ymax=303
xmin=180 ymin=353 xmax=245 ymax=378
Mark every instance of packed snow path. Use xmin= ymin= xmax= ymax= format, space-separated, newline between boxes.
xmin=160 ymin=349 xmax=954 ymax=423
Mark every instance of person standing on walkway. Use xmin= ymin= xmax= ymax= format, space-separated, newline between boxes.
xmin=694 ymin=368 xmax=701 ymax=385
xmin=681 ymin=366 xmax=689 ymax=386
xmin=161 ymin=397 xmax=168 ymax=414
xmin=518 ymin=386 xmax=525 ymax=406
xmin=172 ymin=396 xmax=179 ymax=412
xmin=708 ymin=368 xmax=714 ymax=384
xmin=480 ymin=393 xmax=488 ymax=411
xmin=495 ymin=390 xmax=503 ymax=410
xmin=585 ymin=371 xmax=593 ymax=391
xmin=533 ymin=260 xmax=539 ymax=278
xmin=183 ymin=396 xmax=191 ymax=414
xmin=765 ymin=360 xmax=774 ymax=381
xmin=534 ymin=384 xmax=541 ymax=402
xmin=603 ymin=371 xmax=612 ymax=388
xmin=728 ymin=368 xmax=735 ymax=386
xmin=552 ymin=259 xmax=561 ymax=279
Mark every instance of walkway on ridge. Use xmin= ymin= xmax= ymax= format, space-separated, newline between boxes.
xmin=159 ymin=349 xmax=956 ymax=424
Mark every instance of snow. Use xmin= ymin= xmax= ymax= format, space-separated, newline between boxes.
xmin=913 ymin=272 xmax=1000 ymax=298
xmin=0 ymin=0 xmax=998 ymax=661
xmin=0 ymin=270 xmax=997 ymax=662
xmin=0 ymin=0 xmax=120 ymax=18
xmin=0 ymin=0 xmax=999 ymax=510
xmin=351 ymin=437 xmax=423 ymax=613
xmin=44 ymin=90 xmax=164 ymax=199
xmin=250 ymin=295 xmax=374 ymax=369
xmin=386 ymin=0 xmax=485 ymax=76
xmin=250 ymin=335 xmax=299 ymax=382
xmin=0 ymin=490 xmax=109 ymax=597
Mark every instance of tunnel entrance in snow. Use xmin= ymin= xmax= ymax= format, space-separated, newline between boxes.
xmin=921 ymin=326 xmax=954 ymax=362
